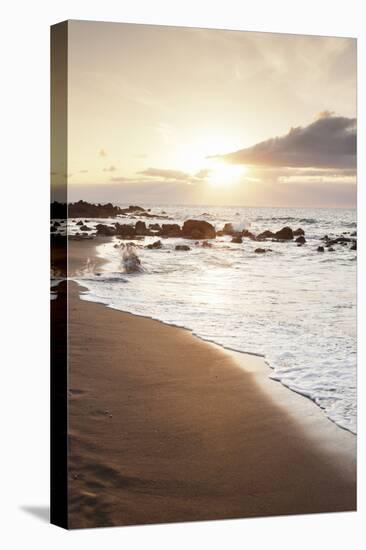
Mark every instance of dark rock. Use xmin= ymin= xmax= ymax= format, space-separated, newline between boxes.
xmin=242 ymin=229 xmax=256 ymax=240
xmin=159 ymin=223 xmax=181 ymax=238
xmin=53 ymin=221 xmax=61 ymax=227
xmin=326 ymin=236 xmax=351 ymax=246
xmin=328 ymin=247 xmax=335 ymax=252
xmin=351 ymin=231 xmax=357 ymax=237
xmin=274 ymin=226 xmax=293 ymax=240
xmin=149 ymin=223 xmax=161 ymax=231
xmin=76 ymin=220 xmax=84 ymax=226
xmin=202 ymin=241 xmax=213 ymax=248
xmin=182 ymin=219 xmax=216 ymax=240
xmin=135 ymin=221 xmax=147 ymax=235
xmin=52 ymin=200 xmax=145 ymax=219
xmin=295 ymin=236 xmax=306 ymax=244
xmin=95 ymin=224 xmax=117 ymax=237
xmin=80 ymin=225 xmax=91 ymax=231
xmin=50 ymin=225 xmax=56 ymax=232
xmin=256 ymin=230 xmax=274 ymax=240
xmin=255 ymin=248 xmax=267 ymax=253
xmin=231 ymin=235 xmax=243 ymax=243
xmin=351 ymin=242 xmax=357 ymax=251
xmin=115 ymin=223 xmax=136 ymax=238
xmin=222 ymin=223 xmax=234 ymax=235
xmin=293 ymin=228 xmax=305 ymax=236
xmin=146 ymin=240 xmax=162 ymax=250
xmin=317 ymin=246 xmax=325 ymax=252
xmin=175 ymin=245 xmax=191 ymax=251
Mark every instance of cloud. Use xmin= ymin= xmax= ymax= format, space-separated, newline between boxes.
xmin=79 ymin=169 xmax=89 ymax=173
xmin=212 ymin=114 xmax=356 ymax=169
xmin=98 ymin=148 xmax=107 ymax=157
xmin=109 ymin=176 xmax=135 ymax=183
xmin=102 ymin=165 xmax=117 ymax=172
xmin=137 ymin=167 xmax=210 ymax=183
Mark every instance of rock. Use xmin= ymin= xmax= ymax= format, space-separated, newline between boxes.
xmin=76 ymin=220 xmax=84 ymax=226
xmin=53 ymin=221 xmax=61 ymax=227
xmin=255 ymin=248 xmax=267 ymax=253
xmin=115 ymin=223 xmax=136 ymax=238
xmin=80 ymin=225 xmax=91 ymax=231
xmin=274 ymin=226 xmax=293 ymax=240
xmin=149 ymin=223 xmax=161 ymax=231
xmin=317 ymin=246 xmax=325 ymax=252
xmin=135 ymin=220 xmax=150 ymax=235
xmin=351 ymin=231 xmax=357 ymax=237
xmin=63 ymin=200 xmax=138 ymax=219
xmin=182 ymin=219 xmax=216 ymax=240
xmin=257 ymin=230 xmax=275 ymax=240
xmin=50 ymin=225 xmax=56 ymax=232
xmin=242 ymin=229 xmax=256 ymax=240
xmin=95 ymin=224 xmax=117 ymax=236
xmin=293 ymin=228 xmax=305 ymax=236
xmin=175 ymin=245 xmax=191 ymax=251
xmin=222 ymin=223 xmax=234 ymax=235
xmin=231 ymin=235 xmax=243 ymax=243
xmin=202 ymin=241 xmax=213 ymax=248
xmin=351 ymin=242 xmax=357 ymax=251
xmin=159 ymin=224 xmax=181 ymax=238
xmin=146 ymin=240 xmax=162 ymax=249
xmin=295 ymin=235 xmax=306 ymax=244
xmin=328 ymin=247 xmax=335 ymax=252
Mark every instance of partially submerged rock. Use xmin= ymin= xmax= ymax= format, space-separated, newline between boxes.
xmin=295 ymin=235 xmax=306 ymax=244
xmin=175 ymin=245 xmax=191 ymax=251
xmin=222 ymin=223 xmax=235 ymax=235
xmin=95 ymin=224 xmax=117 ymax=237
xmin=159 ymin=224 xmax=181 ymax=238
xmin=231 ymin=235 xmax=243 ymax=244
xmin=146 ymin=240 xmax=162 ymax=250
xmin=115 ymin=223 xmax=136 ymax=238
xmin=274 ymin=227 xmax=293 ymax=240
xmin=257 ymin=230 xmax=275 ymax=240
xmin=182 ymin=219 xmax=216 ymax=240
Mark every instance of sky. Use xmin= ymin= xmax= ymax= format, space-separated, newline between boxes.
xmin=54 ymin=20 xmax=357 ymax=207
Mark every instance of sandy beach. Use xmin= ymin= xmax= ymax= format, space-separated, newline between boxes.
xmin=50 ymin=239 xmax=357 ymax=529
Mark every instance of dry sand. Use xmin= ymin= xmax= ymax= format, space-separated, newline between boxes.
xmin=52 ymin=239 xmax=356 ymax=529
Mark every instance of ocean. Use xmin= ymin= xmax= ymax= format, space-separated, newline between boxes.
xmin=67 ymin=205 xmax=356 ymax=434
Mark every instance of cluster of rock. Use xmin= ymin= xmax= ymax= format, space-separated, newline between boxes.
xmin=51 ymin=200 xmax=167 ymax=220
xmin=95 ymin=219 xmax=217 ymax=240
xmin=51 ymin=208 xmax=357 ymax=256
xmin=318 ymin=233 xmax=357 ymax=252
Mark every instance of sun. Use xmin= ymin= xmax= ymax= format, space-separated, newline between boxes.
xmin=207 ymin=161 xmax=248 ymax=186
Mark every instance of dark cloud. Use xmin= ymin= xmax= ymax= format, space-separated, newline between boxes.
xmin=213 ymin=114 xmax=356 ymax=169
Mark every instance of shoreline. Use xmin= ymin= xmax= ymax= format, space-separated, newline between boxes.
xmin=52 ymin=238 xmax=356 ymax=528
xmin=78 ymin=280 xmax=357 ymax=463
xmin=76 ymin=237 xmax=356 ymax=437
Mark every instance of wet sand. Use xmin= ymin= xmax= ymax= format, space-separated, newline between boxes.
xmin=53 ymin=239 xmax=356 ymax=529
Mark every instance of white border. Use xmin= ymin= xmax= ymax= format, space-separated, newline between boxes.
xmin=1 ymin=1 xmax=364 ymax=548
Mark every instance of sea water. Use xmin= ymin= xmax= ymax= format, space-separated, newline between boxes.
xmin=68 ymin=206 xmax=356 ymax=433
